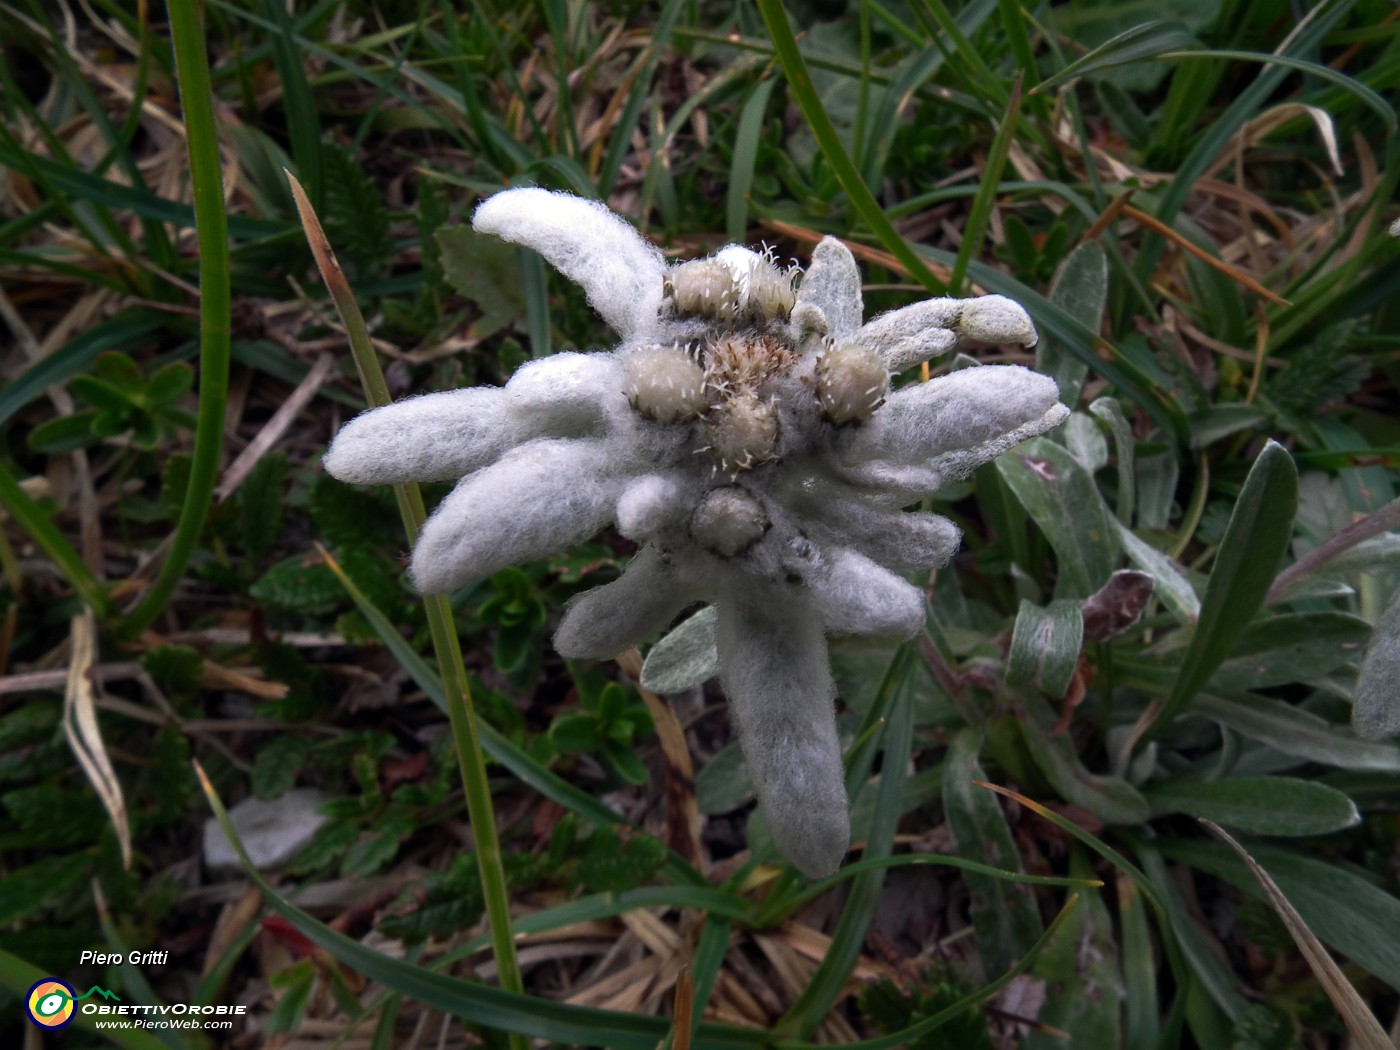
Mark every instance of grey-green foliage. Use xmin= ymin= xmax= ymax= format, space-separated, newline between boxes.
xmin=1354 ymin=591 xmax=1400 ymax=739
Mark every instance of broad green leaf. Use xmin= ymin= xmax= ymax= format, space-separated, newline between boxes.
xmin=1354 ymin=591 xmax=1400 ymax=740
xmin=1195 ymin=693 xmax=1400 ymax=773
xmin=1017 ymin=691 xmax=1150 ymax=823
xmin=1035 ymin=20 xmax=1200 ymax=94
xmin=1189 ymin=404 xmax=1273 ymax=448
xmin=695 ymin=742 xmax=752 ymax=815
xmin=1211 ymin=611 xmax=1371 ymax=690
xmin=995 ymin=437 xmax=1119 ymax=599
xmin=1035 ymin=241 xmax=1107 ymax=408
xmin=1154 ymin=442 xmax=1298 ymax=731
xmin=942 ymin=729 xmax=1043 ymax=975
xmin=436 ymin=226 xmax=525 ymax=338
xmin=1162 ymin=839 xmax=1400 ymax=994
xmin=639 ymin=605 xmax=718 ymax=694
xmin=1006 ymin=599 xmax=1083 ymax=698
xmin=1147 ymin=776 xmax=1359 ymax=836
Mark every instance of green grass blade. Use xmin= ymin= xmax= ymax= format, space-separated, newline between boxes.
xmin=754 ymin=0 xmax=948 ymax=294
xmin=0 ymin=462 xmax=110 ymax=615
xmin=726 ymin=78 xmax=777 ymax=242
xmin=1033 ymin=20 xmax=1200 ymax=95
xmin=0 ymin=947 xmax=170 ymax=1049
xmin=948 ymin=74 xmax=1021 ymax=296
xmin=776 ymin=895 xmax=1083 ymax=1050
xmin=193 ymin=763 xmax=769 ymax=1049
xmin=122 ymin=0 xmax=231 ymax=635
xmin=320 ymin=545 xmax=707 ymax=886
xmin=287 ymin=175 xmax=526 ymax=1046
xmin=1146 ymin=441 xmax=1298 ymax=737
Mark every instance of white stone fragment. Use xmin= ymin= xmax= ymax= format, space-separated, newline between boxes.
xmin=203 ymin=789 xmax=330 ymax=873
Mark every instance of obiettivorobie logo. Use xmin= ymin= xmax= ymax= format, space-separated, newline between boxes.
xmin=25 ymin=978 xmax=121 ymax=1029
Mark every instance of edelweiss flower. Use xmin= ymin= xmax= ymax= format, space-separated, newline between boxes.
xmin=324 ymin=189 xmax=1068 ymax=877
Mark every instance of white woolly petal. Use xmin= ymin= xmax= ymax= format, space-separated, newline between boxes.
xmin=781 ymin=480 xmax=961 ymax=568
xmin=554 ymin=544 xmax=699 ymax=659
xmin=505 ymin=352 xmax=629 ymax=435
xmin=856 ymin=299 xmax=962 ymax=373
xmin=957 ymin=295 xmax=1038 ymax=348
xmin=615 ymin=473 xmax=694 ymax=541
xmin=795 ymin=236 xmax=863 ymax=339
xmin=473 ymin=188 xmax=665 ymax=339
xmin=809 ymin=548 xmax=925 ymax=638
xmin=410 ymin=439 xmax=626 ymax=593
xmin=716 ymin=588 xmax=848 ymax=878
xmin=840 ymin=366 xmax=1067 ymax=491
xmin=323 ymin=388 xmax=514 ymax=484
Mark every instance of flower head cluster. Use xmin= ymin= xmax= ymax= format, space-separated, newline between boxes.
xmin=324 ymin=189 xmax=1068 ymax=877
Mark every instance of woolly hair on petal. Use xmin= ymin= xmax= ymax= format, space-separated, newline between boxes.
xmin=793 ymin=236 xmax=863 ymax=340
xmin=809 ymin=548 xmax=926 ymax=638
xmin=793 ymin=491 xmax=961 ymax=570
xmin=554 ymin=544 xmax=701 ymax=659
xmin=323 ymin=388 xmax=514 ymax=485
xmin=856 ymin=300 xmax=963 ymax=374
xmin=845 ymin=365 xmax=1066 ymax=470
xmin=504 ymin=352 xmax=630 ymax=436
xmin=473 ymin=188 xmax=666 ymax=340
xmin=615 ymin=473 xmax=694 ymax=541
xmin=716 ymin=587 xmax=849 ymax=878
xmin=409 ymin=438 xmax=628 ymax=594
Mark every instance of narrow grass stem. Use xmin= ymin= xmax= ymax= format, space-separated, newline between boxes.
xmin=0 ymin=464 xmax=110 ymax=615
xmin=287 ymin=174 xmax=526 ymax=1047
xmin=755 ymin=0 xmax=947 ymax=295
xmin=948 ymin=74 xmax=1022 ymax=297
xmin=124 ymin=0 xmax=230 ymax=635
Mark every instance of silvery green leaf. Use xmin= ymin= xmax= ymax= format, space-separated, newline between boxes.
xmin=1007 ymin=598 xmax=1083 ymax=698
xmin=695 ymin=742 xmax=752 ymax=814
xmin=1354 ymin=592 xmax=1400 ymax=740
xmin=1018 ymin=691 xmax=1150 ymax=823
xmin=1063 ymin=412 xmax=1109 ymax=473
xmin=1323 ymin=533 xmax=1400 ymax=576
xmin=1035 ymin=241 xmax=1106 ymax=408
xmin=639 ymin=605 xmax=718 ymax=694
xmin=1147 ymin=776 xmax=1360 ymax=836
xmin=1197 ymin=692 xmax=1400 ymax=772
xmin=996 ymin=437 xmax=1119 ymax=599
xmin=1211 ymin=611 xmax=1372 ymax=691
xmin=1089 ymin=396 xmax=1135 ymax=525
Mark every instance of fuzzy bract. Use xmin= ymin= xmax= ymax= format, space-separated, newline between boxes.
xmin=324 ymin=188 xmax=1069 ymax=877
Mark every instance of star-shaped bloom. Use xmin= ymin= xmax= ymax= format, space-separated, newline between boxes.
xmin=325 ymin=189 xmax=1068 ymax=877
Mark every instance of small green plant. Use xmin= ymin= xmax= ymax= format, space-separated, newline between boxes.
xmin=28 ymin=351 xmax=194 ymax=453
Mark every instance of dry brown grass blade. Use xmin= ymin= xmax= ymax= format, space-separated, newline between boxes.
xmin=1200 ymin=820 xmax=1393 ymax=1050
xmin=1121 ymin=205 xmax=1290 ymax=307
xmin=64 ymin=608 xmax=133 ymax=869
xmin=672 ymin=967 xmax=694 ymax=1050
xmin=216 ymin=352 xmax=337 ymax=502
xmin=616 ymin=648 xmax=704 ymax=867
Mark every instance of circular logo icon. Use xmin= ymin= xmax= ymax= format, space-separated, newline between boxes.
xmin=26 ymin=978 xmax=77 ymax=1029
